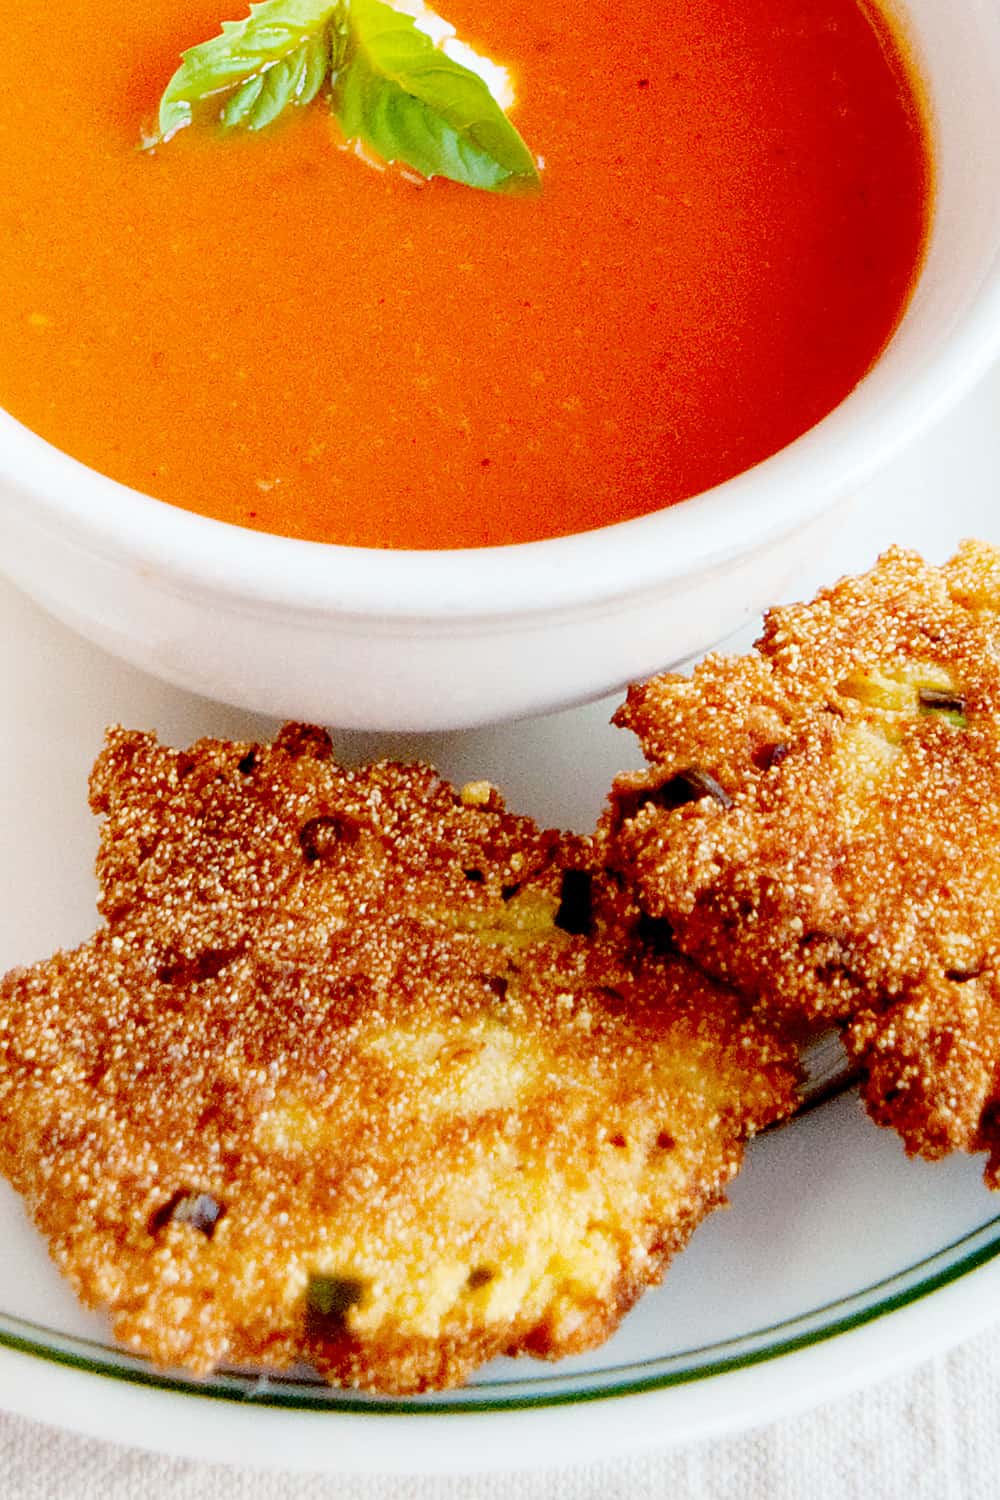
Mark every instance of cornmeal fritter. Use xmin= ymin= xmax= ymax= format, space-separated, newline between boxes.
xmin=0 ymin=723 xmax=797 ymax=1393
xmin=603 ymin=543 xmax=1000 ymax=1181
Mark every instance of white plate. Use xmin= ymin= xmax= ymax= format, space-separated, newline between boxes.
xmin=2 ymin=362 xmax=1000 ymax=1475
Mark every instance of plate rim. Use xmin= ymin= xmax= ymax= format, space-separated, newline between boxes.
xmin=0 ymin=1206 xmax=996 ymax=1413
xmin=0 ymin=1219 xmax=999 ymax=1475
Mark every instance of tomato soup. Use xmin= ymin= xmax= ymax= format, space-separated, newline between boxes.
xmin=0 ymin=0 xmax=929 ymax=548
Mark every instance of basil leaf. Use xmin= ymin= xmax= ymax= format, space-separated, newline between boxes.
xmin=218 ymin=29 xmax=331 ymax=128
xmin=152 ymin=0 xmax=540 ymax=196
xmin=334 ymin=0 xmax=539 ymax=191
xmin=157 ymin=0 xmax=336 ymax=141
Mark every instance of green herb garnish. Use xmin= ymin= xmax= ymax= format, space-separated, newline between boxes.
xmin=306 ymin=1272 xmax=366 ymax=1321
xmin=153 ymin=0 xmax=540 ymax=194
xmin=335 ymin=0 xmax=537 ymax=191
xmin=917 ymin=686 xmax=968 ymax=728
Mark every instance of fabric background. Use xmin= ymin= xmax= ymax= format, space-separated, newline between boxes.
xmin=2 ymin=1326 xmax=998 ymax=1499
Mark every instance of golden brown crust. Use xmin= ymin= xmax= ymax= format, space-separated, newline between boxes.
xmin=0 ymin=724 xmax=797 ymax=1393
xmin=847 ymin=974 xmax=1000 ymax=1179
xmin=602 ymin=542 xmax=1000 ymax=1177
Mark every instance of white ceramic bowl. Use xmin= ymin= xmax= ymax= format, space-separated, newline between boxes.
xmin=2 ymin=0 xmax=1000 ymax=732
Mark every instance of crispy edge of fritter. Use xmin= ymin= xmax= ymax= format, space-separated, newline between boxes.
xmin=302 ymin=1178 xmax=734 ymax=1393
xmin=845 ymin=972 xmax=1000 ymax=1180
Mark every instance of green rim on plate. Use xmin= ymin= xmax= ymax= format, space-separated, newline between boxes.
xmin=0 ymin=1213 xmax=997 ymax=1413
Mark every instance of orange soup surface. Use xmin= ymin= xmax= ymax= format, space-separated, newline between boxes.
xmin=0 ymin=0 xmax=929 ymax=548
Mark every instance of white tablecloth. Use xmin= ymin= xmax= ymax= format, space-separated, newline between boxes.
xmin=2 ymin=1326 xmax=996 ymax=1498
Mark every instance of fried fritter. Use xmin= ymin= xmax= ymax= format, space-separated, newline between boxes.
xmin=0 ymin=723 xmax=796 ymax=1393
xmin=603 ymin=542 xmax=1000 ymax=1181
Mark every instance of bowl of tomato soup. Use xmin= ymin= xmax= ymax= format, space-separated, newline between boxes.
xmin=0 ymin=0 xmax=999 ymax=728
